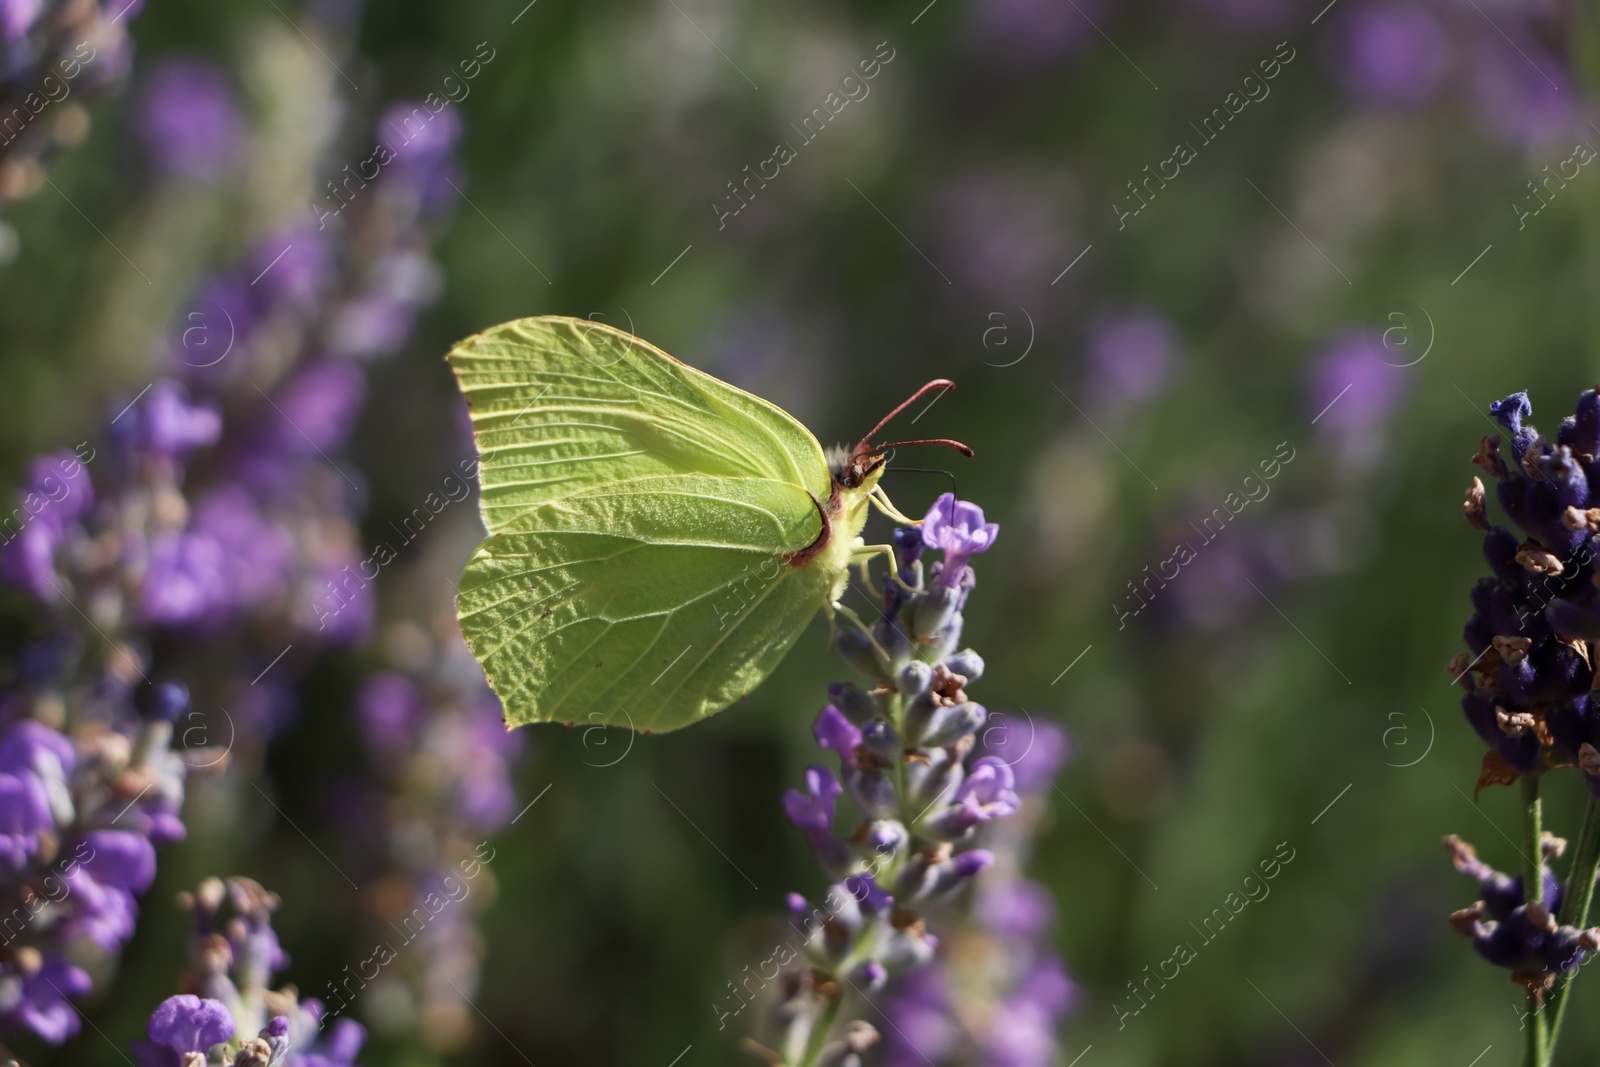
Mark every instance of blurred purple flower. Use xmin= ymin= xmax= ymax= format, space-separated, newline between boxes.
xmin=1304 ymin=329 xmax=1409 ymax=435
xmin=251 ymin=230 xmax=332 ymax=313
xmin=135 ymin=59 xmax=243 ymax=182
xmin=294 ymin=1017 xmax=367 ymax=1067
xmin=1183 ymin=0 xmax=1293 ymax=31
xmin=383 ymin=102 xmax=463 ymax=165
xmin=1084 ymin=312 xmax=1177 ymax=410
xmin=327 ymin=295 xmax=418 ymax=359
xmin=1330 ymin=3 xmax=1446 ymax=106
xmin=0 ymin=450 xmax=95 ymax=599
xmin=971 ymin=0 xmax=1100 ymax=64
xmin=0 ymin=0 xmax=40 ymax=41
xmin=1473 ymin=34 xmax=1573 ymax=149
xmin=358 ymin=672 xmax=423 ymax=755
xmin=979 ymin=878 xmax=1057 ymax=941
xmin=0 ymin=958 xmax=91 ymax=1043
xmin=118 ymin=380 xmax=222 ymax=458
xmin=272 ymin=361 xmax=368 ymax=455
xmin=934 ymin=172 xmax=1073 ymax=299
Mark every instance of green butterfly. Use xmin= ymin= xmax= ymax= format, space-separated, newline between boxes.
xmin=447 ymin=315 xmax=970 ymax=733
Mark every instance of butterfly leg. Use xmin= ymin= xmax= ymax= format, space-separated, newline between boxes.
xmin=828 ymin=600 xmax=894 ymax=664
xmin=850 ymin=542 xmax=918 ymax=593
xmin=869 ymin=486 xmax=922 ymax=526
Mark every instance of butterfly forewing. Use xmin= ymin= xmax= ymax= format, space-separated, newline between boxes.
xmin=448 ymin=316 xmax=830 ymax=535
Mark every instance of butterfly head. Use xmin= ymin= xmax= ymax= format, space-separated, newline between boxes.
xmin=831 ymin=380 xmax=974 ymax=491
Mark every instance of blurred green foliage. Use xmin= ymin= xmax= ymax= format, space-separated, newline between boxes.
xmin=8 ymin=0 xmax=1600 ymax=1064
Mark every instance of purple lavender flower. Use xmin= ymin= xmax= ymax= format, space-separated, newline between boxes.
xmin=1084 ymin=312 xmax=1177 ymax=411
xmin=1472 ymin=34 xmax=1573 ymax=150
xmin=250 ymin=230 xmax=333 ymax=313
xmin=295 ymin=1018 xmax=368 ymax=1067
xmin=137 ymin=995 xmax=236 ymax=1065
xmin=951 ymin=756 xmax=1022 ymax=826
xmin=0 ymin=449 xmax=95 ymax=599
xmin=783 ymin=765 xmax=841 ymax=834
xmin=0 ymin=0 xmax=41 ymax=41
xmin=1305 ymin=330 xmax=1409 ymax=433
xmin=1447 ymin=836 xmax=1599 ymax=978
xmin=761 ymin=496 xmax=1054 ymax=1064
xmin=970 ymin=0 xmax=1101 ymax=64
xmin=922 ymin=493 xmax=1000 ymax=589
xmin=1329 ymin=3 xmax=1446 ymax=106
xmin=1455 ymin=391 xmax=1600 ymax=784
xmin=117 ymin=380 xmax=223 ymax=458
xmin=1 ymin=958 xmax=92 ymax=1043
xmin=357 ymin=671 xmax=424 ymax=755
xmin=135 ymin=59 xmax=244 ymax=182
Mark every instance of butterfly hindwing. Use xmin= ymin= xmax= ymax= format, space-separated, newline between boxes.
xmin=456 ymin=473 xmax=834 ymax=732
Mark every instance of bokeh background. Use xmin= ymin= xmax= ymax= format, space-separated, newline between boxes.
xmin=2 ymin=0 xmax=1598 ymax=1064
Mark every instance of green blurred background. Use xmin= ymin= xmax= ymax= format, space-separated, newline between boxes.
xmin=6 ymin=0 xmax=1599 ymax=1063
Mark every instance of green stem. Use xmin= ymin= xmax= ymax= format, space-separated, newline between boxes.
xmin=1524 ymin=772 xmax=1550 ymax=1067
xmin=1544 ymin=795 xmax=1600 ymax=1064
xmin=797 ymin=993 xmax=842 ymax=1067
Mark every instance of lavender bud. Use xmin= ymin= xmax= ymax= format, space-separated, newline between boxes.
xmin=907 ymin=748 xmax=962 ymax=811
xmin=943 ymin=649 xmax=984 ymax=682
xmin=923 ymin=610 xmax=965 ymax=663
xmin=919 ymin=702 xmax=987 ymax=748
xmin=829 ymin=682 xmax=879 ymax=723
xmin=898 ymin=661 xmax=933 ymax=696
xmin=877 ymin=924 xmax=937 ymax=971
xmin=912 ymin=583 xmax=960 ymax=639
xmin=860 ymin=719 xmax=899 ymax=759
xmin=864 ymin=819 xmax=908 ymax=860
xmin=833 ymin=626 xmax=886 ymax=680
xmin=902 ymin=691 xmax=940 ymax=745
xmin=848 ymin=960 xmax=888 ymax=993
xmin=844 ymin=766 xmax=899 ymax=819
xmin=872 ymin=614 xmax=912 ymax=672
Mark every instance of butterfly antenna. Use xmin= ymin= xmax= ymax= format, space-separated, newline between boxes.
xmin=856 ymin=380 xmax=956 ymax=451
xmin=874 ymin=437 xmax=974 ymax=457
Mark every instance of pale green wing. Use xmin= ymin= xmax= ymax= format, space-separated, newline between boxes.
xmin=457 ymin=473 xmax=835 ymax=732
xmin=447 ymin=316 xmax=831 ymax=535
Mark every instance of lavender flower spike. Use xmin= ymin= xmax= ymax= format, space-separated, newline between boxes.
xmin=755 ymin=494 xmax=1073 ymax=1067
